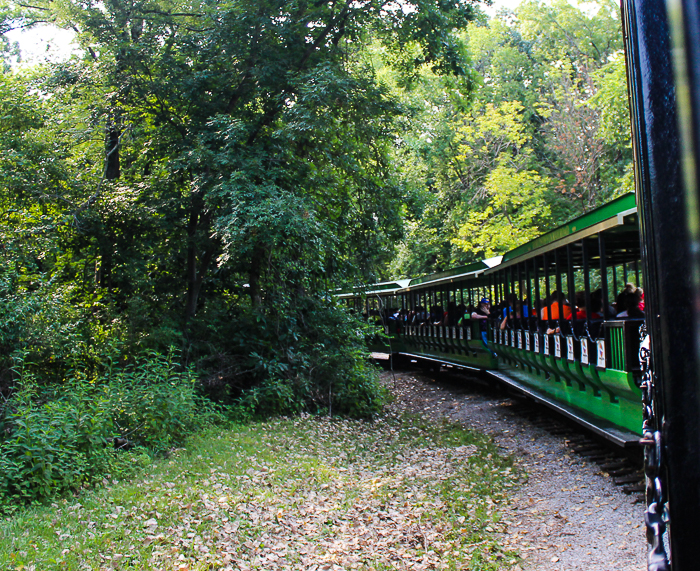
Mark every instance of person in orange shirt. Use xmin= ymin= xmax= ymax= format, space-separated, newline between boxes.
xmin=540 ymin=291 xmax=572 ymax=320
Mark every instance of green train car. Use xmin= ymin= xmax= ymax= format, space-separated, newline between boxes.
xmin=339 ymin=193 xmax=643 ymax=447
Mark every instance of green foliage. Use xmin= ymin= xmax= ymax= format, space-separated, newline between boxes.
xmin=389 ymin=0 xmax=633 ymax=276
xmin=590 ymin=53 xmax=632 ymax=148
xmin=453 ymin=165 xmax=551 ymax=257
xmin=0 ymin=0 xmax=474 ymax=427
xmin=0 ymin=0 xmax=638 ymax=507
xmin=198 ymin=297 xmax=386 ymax=420
xmin=0 ymin=379 xmax=114 ymax=505
xmin=0 ymin=0 xmax=491 ymax=509
xmin=106 ymin=353 xmax=216 ymax=453
xmin=0 ymin=352 xmax=219 ymax=509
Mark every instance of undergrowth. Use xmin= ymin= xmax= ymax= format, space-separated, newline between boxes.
xmin=0 ymin=353 xmax=224 ymax=512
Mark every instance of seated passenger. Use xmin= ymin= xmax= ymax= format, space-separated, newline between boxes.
xmin=471 ymin=298 xmax=496 ymax=355
xmin=406 ymin=309 xmax=416 ymax=324
xmin=574 ymin=290 xmax=603 ymax=320
xmin=500 ymin=299 xmax=523 ymax=330
xmin=589 ymin=287 xmax=617 ymax=319
xmin=388 ymin=308 xmax=405 ymax=332
xmin=471 ymin=298 xmax=491 ymax=321
xmin=456 ymin=303 xmax=467 ymax=325
xmin=429 ymin=305 xmax=444 ymax=325
xmin=444 ymin=301 xmax=459 ymax=326
xmin=412 ymin=305 xmax=428 ymax=325
xmin=541 ymin=291 xmax=572 ymax=320
xmin=501 ymin=293 xmax=518 ymax=318
xmin=617 ymin=284 xmax=645 ymax=318
xmin=458 ymin=304 xmax=474 ymax=326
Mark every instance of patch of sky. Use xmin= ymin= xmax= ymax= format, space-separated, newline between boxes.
xmin=5 ymin=24 xmax=78 ymax=67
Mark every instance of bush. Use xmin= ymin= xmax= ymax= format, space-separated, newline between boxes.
xmin=0 ymin=352 xmax=223 ymax=510
xmin=195 ymin=296 xmax=387 ymax=419
xmin=0 ymin=380 xmax=114 ymax=505
xmin=107 ymin=352 xmax=217 ymax=453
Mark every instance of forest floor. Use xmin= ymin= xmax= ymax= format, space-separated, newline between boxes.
xmin=0 ymin=363 xmax=646 ymax=571
xmin=383 ymin=364 xmax=646 ymax=571
xmin=2 ymin=372 xmax=519 ymax=571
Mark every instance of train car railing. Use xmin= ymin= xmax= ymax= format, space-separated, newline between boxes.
xmin=493 ymin=320 xmax=643 ymax=372
xmin=601 ymin=320 xmax=643 ymax=374
xmin=492 ymin=318 xmax=643 ymax=399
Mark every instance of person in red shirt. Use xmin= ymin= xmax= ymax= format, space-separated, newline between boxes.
xmin=574 ymin=291 xmax=603 ymax=320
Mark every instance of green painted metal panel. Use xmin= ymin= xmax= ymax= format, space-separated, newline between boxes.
xmin=406 ymin=260 xmax=490 ymax=286
xmin=488 ymin=326 xmax=641 ymax=436
xmin=500 ymin=193 xmax=636 ymax=263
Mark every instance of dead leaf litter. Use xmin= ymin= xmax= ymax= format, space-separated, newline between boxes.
xmin=123 ymin=378 xmax=519 ymax=571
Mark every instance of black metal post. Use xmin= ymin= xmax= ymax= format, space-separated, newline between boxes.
xmin=599 ymin=233 xmax=609 ymax=317
xmin=499 ymin=270 xmax=504 ymax=306
xmin=554 ymin=248 xmax=564 ymax=328
xmin=567 ymin=243 xmax=577 ymax=336
xmin=544 ymin=252 xmax=551 ymax=327
xmin=504 ymin=267 xmax=511 ymax=324
xmin=525 ymin=260 xmax=531 ymax=325
xmin=583 ymin=239 xmax=592 ymax=332
xmin=533 ymin=256 xmax=540 ymax=323
xmin=623 ymin=0 xmax=700 ymax=568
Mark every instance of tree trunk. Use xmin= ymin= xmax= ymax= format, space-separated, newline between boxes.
xmin=184 ymin=197 xmax=215 ymax=323
xmin=248 ymin=243 xmax=265 ymax=307
xmin=105 ymin=111 xmax=120 ymax=180
xmin=96 ymin=243 xmax=113 ymax=290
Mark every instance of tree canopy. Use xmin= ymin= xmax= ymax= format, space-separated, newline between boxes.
xmin=0 ymin=0 xmax=481 ymax=417
xmin=389 ymin=0 xmax=631 ymax=276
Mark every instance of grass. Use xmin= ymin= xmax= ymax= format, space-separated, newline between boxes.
xmin=0 ymin=409 xmax=522 ymax=570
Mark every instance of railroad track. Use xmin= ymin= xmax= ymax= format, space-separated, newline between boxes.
xmin=502 ymin=400 xmax=645 ymax=498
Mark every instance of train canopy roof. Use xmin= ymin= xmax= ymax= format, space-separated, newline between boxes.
xmin=492 ymin=192 xmax=637 ymax=271
xmin=335 ymin=279 xmax=411 ymax=299
xmin=401 ymin=257 xmax=502 ymax=291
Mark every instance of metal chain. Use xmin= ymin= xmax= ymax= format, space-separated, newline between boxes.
xmin=639 ymin=322 xmax=671 ymax=571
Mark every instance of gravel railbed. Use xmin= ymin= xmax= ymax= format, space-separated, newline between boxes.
xmin=382 ymin=365 xmax=646 ymax=571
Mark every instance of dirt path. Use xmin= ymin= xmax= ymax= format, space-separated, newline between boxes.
xmin=383 ymin=367 xmax=646 ymax=571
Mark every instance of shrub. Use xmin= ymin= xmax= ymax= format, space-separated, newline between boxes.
xmin=106 ymin=353 xmax=216 ymax=453
xmin=0 ymin=380 xmax=114 ymax=505
xmin=196 ymin=296 xmax=387 ymax=419
xmin=0 ymin=352 xmax=223 ymax=510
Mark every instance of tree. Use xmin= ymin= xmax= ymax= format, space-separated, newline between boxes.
xmin=5 ymin=0 xmax=476 ymax=323
xmin=0 ymin=0 xmax=482 ymax=414
xmin=0 ymin=71 xmax=81 ymax=386
xmin=387 ymin=0 xmax=632 ymax=278
xmin=453 ymin=100 xmax=533 ymax=189
xmin=452 ymin=165 xmax=550 ymax=256
xmin=517 ymin=0 xmax=626 ymax=213
xmin=539 ymin=67 xmax=608 ymax=211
